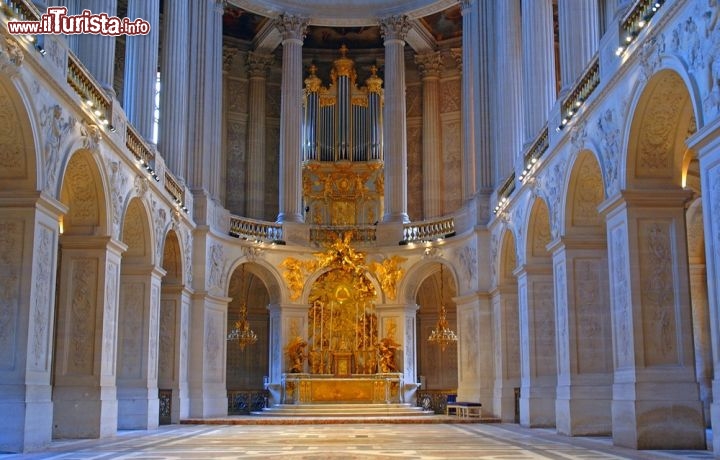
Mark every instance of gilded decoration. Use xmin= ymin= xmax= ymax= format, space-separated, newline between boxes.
xmin=369 ymin=255 xmax=407 ymax=301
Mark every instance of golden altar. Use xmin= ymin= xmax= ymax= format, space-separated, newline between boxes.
xmin=281 ymin=373 xmax=403 ymax=404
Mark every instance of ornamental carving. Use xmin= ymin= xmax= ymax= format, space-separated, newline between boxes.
xmin=103 ymin=262 xmax=118 ymax=376
xmin=596 ymin=108 xmax=621 ymax=196
xmin=222 ymin=45 xmax=239 ymax=72
xmin=120 ymin=282 xmax=144 ymax=379
xmin=247 ymin=51 xmax=274 ymax=78
xmin=69 ymin=259 xmax=97 ymax=374
xmin=440 ymin=78 xmax=461 ymax=113
xmin=107 ymin=159 xmax=128 ymax=239
xmin=206 ymin=314 xmax=222 ymax=381
xmin=456 ymin=244 xmax=477 ymax=285
xmin=226 ymin=78 xmax=248 ymax=113
xmin=151 ymin=198 xmax=168 ymax=261
xmin=379 ymin=15 xmax=411 ymax=42
xmin=531 ymin=202 xmax=552 ymax=257
xmin=555 ymin=262 xmax=569 ymax=376
xmin=537 ymin=155 xmax=568 ymax=239
xmin=149 ymin=286 xmax=160 ymax=379
xmin=31 ymin=225 xmax=53 ymax=370
xmin=0 ymin=85 xmax=27 ymax=180
xmin=0 ymin=221 xmax=21 ymax=368
xmin=275 ymin=14 xmax=308 ymax=41
xmin=80 ymin=121 xmax=101 ymax=152
xmin=40 ymin=104 xmax=75 ymax=192
xmin=0 ymin=32 xmax=24 ymax=74
xmin=640 ymin=222 xmax=677 ymax=365
xmin=182 ymin=228 xmax=193 ymax=284
xmin=207 ymin=243 xmax=226 ymax=291
xmin=572 ymin=155 xmax=604 ymax=227
xmin=369 ymin=255 xmax=407 ymax=301
xmin=159 ymin=300 xmax=176 ymax=379
xmin=415 ymin=52 xmax=443 ymax=79
xmin=611 ymin=228 xmax=632 ymax=368
xmin=64 ymin=154 xmax=100 ymax=227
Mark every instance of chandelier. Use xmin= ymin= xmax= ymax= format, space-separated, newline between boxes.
xmin=428 ymin=263 xmax=457 ymax=352
xmin=227 ymin=265 xmax=258 ymax=350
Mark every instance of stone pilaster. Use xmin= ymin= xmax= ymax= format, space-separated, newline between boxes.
xmin=76 ymin=0 xmax=117 ymax=94
xmin=0 ymin=193 xmax=66 ymax=452
xmin=123 ymin=0 xmax=160 ymax=142
xmin=275 ymin=14 xmax=308 ymax=223
xmin=599 ymin=189 xmax=705 ymax=449
xmin=52 ymin=235 xmax=126 ymax=438
xmin=159 ymin=285 xmax=192 ymax=423
xmin=159 ymin=0 xmax=190 ymax=181
xmin=459 ymin=0 xmax=476 ymax=198
xmin=455 ymin=293 xmax=493 ymax=407
xmin=414 ymin=51 xmax=443 ymax=219
xmin=549 ymin=236 xmax=612 ymax=436
xmin=490 ymin=286 xmax=520 ymax=422
xmin=521 ymin=0 xmax=556 ymax=145
xmin=187 ymin=0 xmax=224 ymax=200
xmin=376 ymin=303 xmax=419 ymax=399
xmin=246 ymin=52 xmax=274 ymax=220
xmin=558 ymin=0 xmax=599 ymax=92
xmin=117 ymin=265 xmax=165 ymax=430
xmin=515 ymin=264 xmax=556 ymax=427
xmin=493 ymin=0 xmax=524 ymax=182
xmin=379 ymin=15 xmax=410 ymax=223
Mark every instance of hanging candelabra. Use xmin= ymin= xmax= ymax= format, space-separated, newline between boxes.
xmin=227 ymin=265 xmax=258 ymax=350
xmin=428 ymin=263 xmax=457 ymax=352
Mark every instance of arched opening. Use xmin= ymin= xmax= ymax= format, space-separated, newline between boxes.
xmin=226 ymin=263 xmax=271 ymax=414
xmin=158 ymin=229 xmax=188 ymax=424
xmin=53 ymin=150 xmax=117 ymax=439
xmin=518 ymin=197 xmax=556 ymax=428
xmin=604 ymin=69 xmax=707 ymax=448
xmin=492 ymin=230 xmax=520 ymax=422
xmin=416 ymin=262 xmax=458 ymax=409
xmin=117 ymin=197 xmax=162 ymax=430
xmin=555 ymin=150 xmax=612 ymax=435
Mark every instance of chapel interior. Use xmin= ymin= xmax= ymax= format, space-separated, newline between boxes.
xmin=1 ymin=0 xmax=720 ymax=455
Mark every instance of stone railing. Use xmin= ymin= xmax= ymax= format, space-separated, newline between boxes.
xmin=401 ymin=217 xmax=455 ymax=243
xmin=67 ymin=54 xmax=112 ymax=127
xmin=559 ymin=56 xmax=600 ymax=130
xmin=229 ymin=215 xmax=283 ymax=242
xmin=618 ymin=0 xmax=667 ymax=54
xmin=1 ymin=0 xmax=40 ymax=21
xmin=309 ymin=225 xmax=377 ymax=245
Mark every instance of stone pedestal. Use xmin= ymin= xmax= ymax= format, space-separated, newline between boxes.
xmin=159 ymin=285 xmax=192 ymax=423
xmin=600 ymin=190 xmax=705 ymax=449
xmin=491 ymin=287 xmax=520 ymax=422
xmin=455 ymin=294 xmax=493 ymax=408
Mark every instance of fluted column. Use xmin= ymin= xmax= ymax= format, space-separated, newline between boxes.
xmin=123 ymin=0 xmax=160 ymax=142
xmin=275 ymin=14 xmax=308 ymax=223
xmin=493 ymin=0 xmax=524 ymax=183
xmin=159 ymin=0 xmax=189 ymax=180
xmin=521 ymin=0 xmax=556 ymax=145
xmin=380 ymin=15 xmax=410 ymax=224
xmin=459 ymin=0 xmax=476 ymax=198
xmin=187 ymin=0 xmax=223 ymax=198
xmin=76 ymin=0 xmax=117 ymax=94
xmin=558 ymin=0 xmax=599 ymax=91
xmin=246 ymin=52 xmax=274 ymax=220
xmin=415 ymin=52 xmax=443 ymax=219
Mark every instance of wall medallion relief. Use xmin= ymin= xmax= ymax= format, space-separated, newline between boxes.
xmin=40 ymin=104 xmax=76 ymax=193
xmin=31 ymin=225 xmax=53 ymax=371
xmin=596 ymin=108 xmax=621 ymax=196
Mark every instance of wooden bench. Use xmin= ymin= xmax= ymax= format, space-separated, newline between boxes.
xmin=446 ymin=402 xmax=482 ymax=418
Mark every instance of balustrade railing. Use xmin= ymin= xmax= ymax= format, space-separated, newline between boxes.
xmin=1 ymin=0 xmax=40 ymax=21
xmin=402 ymin=217 xmax=455 ymax=243
xmin=559 ymin=57 xmax=600 ymax=130
xmin=67 ymin=54 xmax=113 ymax=126
xmin=619 ymin=0 xmax=667 ymax=53
xmin=229 ymin=216 xmax=283 ymax=242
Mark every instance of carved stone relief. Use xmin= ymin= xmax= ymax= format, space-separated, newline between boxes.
xmin=574 ymin=258 xmax=611 ymax=374
xmin=182 ymin=228 xmax=193 ymax=285
xmin=119 ymin=282 xmax=145 ymax=379
xmin=405 ymin=317 xmax=415 ymax=378
xmin=406 ymin=84 xmax=422 ymax=118
xmin=226 ymin=120 xmax=247 ymax=215
xmin=531 ymin=203 xmax=551 ymax=258
xmin=460 ymin=308 xmax=479 ymax=381
xmin=537 ymin=155 xmax=568 ymax=239
xmin=442 ymin=120 xmax=462 ymax=211
xmin=596 ymin=108 xmax=621 ymax=196
xmin=31 ymin=224 xmax=54 ymax=371
xmin=206 ymin=312 xmax=222 ymax=381
xmin=151 ymin=199 xmax=168 ymax=262
xmin=159 ymin=299 xmax=176 ymax=381
xmin=572 ymin=155 xmax=604 ymax=227
xmin=149 ymin=285 xmax=160 ymax=380
xmin=80 ymin=121 xmax=101 ymax=153
xmin=106 ymin=159 xmax=128 ymax=239
xmin=0 ymin=32 xmax=24 ymax=75
xmin=555 ymin=262 xmax=569 ymax=377
xmin=533 ymin=280 xmax=556 ymax=377
xmin=40 ymin=104 xmax=76 ymax=193
xmin=266 ymin=83 xmax=281 ymax=119
xmin=610 ymin=226 xmax=632 ymax=368
xmin=103 ymin=262 xmax=118 ymax=376
xmin=64 ymin=153 xmax=100 ymax=229
xmin=440 ymin=78 xmax=461 ymax=113
xmin=490 ymin=231 xmax=499 ymax=288
xmin=123 ymin=201 xmax=146 ymax=259
xmin=0 ymin=221 xmax=22 ymax=369
xmin=407 ymin=124 xmax=422 ymax=220
xmin=68 ymin=258 xmax=97 ymax=375
xmin=639 ymin=221 xmax=678 ymax=366
xmin=457 ymin=244 xmax=478 ymax=286
xmin=0 ymin=84 xmax=28 ymax=181
xmin=208 ymin=243 xmax=226 ymax=291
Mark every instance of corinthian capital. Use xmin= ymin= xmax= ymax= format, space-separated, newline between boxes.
xmin=459 ymin=0 xmax=474 ymax=13
xmin=379 ymin=15 xmax=411 ymax=42
xmin=247 ymin=51 xmax=274 ymax=78
xmin=414 ymin=52 xmax=444 ymax=79
xmin=275 ymin=14 xmax=309 ymax=42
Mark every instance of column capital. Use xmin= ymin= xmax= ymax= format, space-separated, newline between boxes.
xmin=379 ymin=15 xmax=411 ymax=42
xmin=459 ymin=0 xmax=474 ymax=13
xmin=275 ymin=13 xmax=308 ymax=42
xmin=247 ymin=51 xmax=275 ymax=78
xmin=414 ymin=51 xmax=443 ymax=79
xmin=449 ymin=47 xmax=462 ymax=71
xmin=214 ymin=0 xmax=226 ymax=15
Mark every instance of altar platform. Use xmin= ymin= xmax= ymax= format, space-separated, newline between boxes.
xmin=280 ymin=373 xmax=404 ymax=405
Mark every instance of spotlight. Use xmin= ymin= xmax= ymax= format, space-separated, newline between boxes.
xmin=616 ymin=46 xmax=625 ymax=56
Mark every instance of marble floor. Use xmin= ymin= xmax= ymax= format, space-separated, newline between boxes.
xmin=1 ymin=423 xmax=713 ymax=460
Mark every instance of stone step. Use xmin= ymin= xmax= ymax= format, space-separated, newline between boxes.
xmin=254 ymin=403 xmax=435 ymax=417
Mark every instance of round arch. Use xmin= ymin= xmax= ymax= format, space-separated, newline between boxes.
xmin=562 ymin=150 xmax=605 ymax=238
xmin=120 ymin=197 xmax=153 ymax=265
xmin=58 ymin=149 xmax=111 ymax=236
xmin=225 ymin=257 xmax=284 ymax=306
xmin=525 ymin=197 xmax=552 ymax=263
xmin=0 ymin=77 xmax=39 ymax=193
xmin=398 ymin=257 xmax=460 ymax=306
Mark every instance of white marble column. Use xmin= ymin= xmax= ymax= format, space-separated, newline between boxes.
xmin=159 ymin=0 xmax=190 ymax=181
xmin=521 ymin=0 xmax=556 ymax=145
xmin=474 ymin=0 xmax=494 ymax=192
xmin=599 ymin=190 xmax=705 ymax=449
xmin=275 ymin=14 xmax=308 ymax=223
xmin=558 ymin=0 xmax=599 ymax=92
xmin=117 ymin=265 xmax=165 ymax=430
xmin=159 ymin=285 xmax=192 ymax=423
xmin=380 ymin=16 xmax=410 ymax=224
xmin=0 ymin=194 xmax=65 ymax=452
xmin=493 ymin=0 xmax=524 ymax=183
xmin=76 ymin=0 xmax=117 ymax=94
xmin=490 ymin=287 xmax=520 ymax=422
xmin=515 ymin=264 xmax=556 ymax=427
xmin=267 ymin=304 xmax=283 ymax=393
xmin=187 ymin=0 xmax=224 ymax=199
xmin=549 ymin=237 xmax=612 ymax=436
xmin=246 ymin=52 xmax=274 ymax=220
xmin=414 ymin=52 xmax=443 ymax=219
xmin=455 ymin=294 xmax=494 ymax=407
xmin=52 ymin=235 xmax=126 ymax=438
xmin=123 ymin=0 xmax=160 ymax=142
xmin=459 ymin=0 xmax=476 ymax=198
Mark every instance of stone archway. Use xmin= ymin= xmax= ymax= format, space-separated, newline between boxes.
xmin=53 ymin=150 xmax=123 ymax=439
